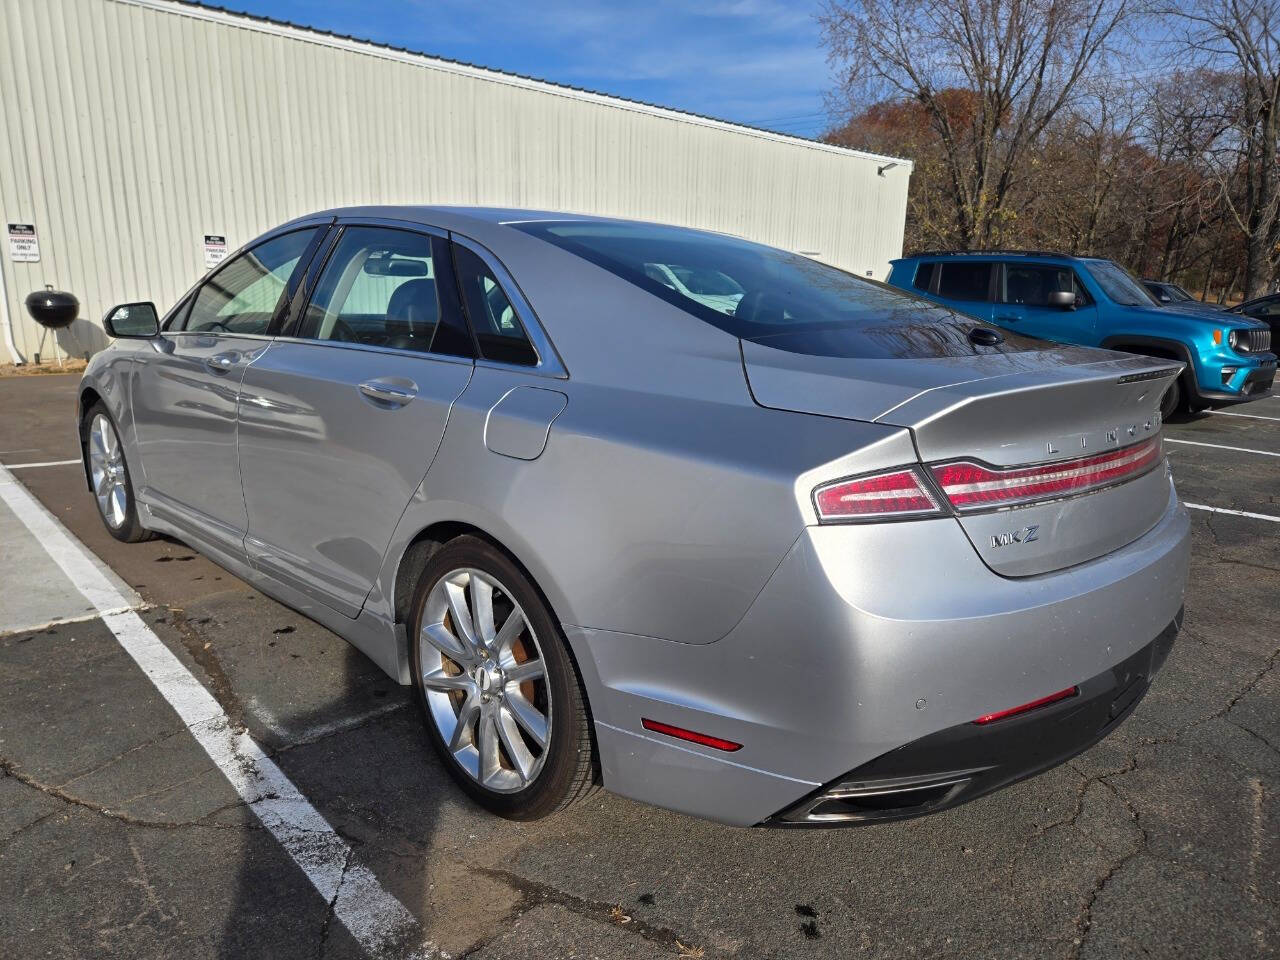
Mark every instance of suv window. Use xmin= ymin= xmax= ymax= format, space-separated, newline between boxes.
xmin=936 ymin=262 xmax=992 ymax=302
xmin=1246 ymin=296 xmax=1280 ymax=317
xmin=181 ymin=228 xmax=317 ymax=334
xmin=1002 ymin=264 xmax=1089 ymax=307
xmin=453 ymin=244 xmax=538 ymax=366
xmin=913 ymin=261 xmax=937 ymax=293
xmin=298 ymin=227 xmax=472 ymax=356
xmin=1085 ymin=260 xmax=1157 ymax=307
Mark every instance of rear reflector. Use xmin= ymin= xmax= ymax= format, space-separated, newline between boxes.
xmin=972 ymin=686 xmax=1078 ymax=725
xmin=931 ymin=436 xmax=1161 ymax=512
xmin=813 ymin=468 xmax=942 ymax=521
xmin=641 ymin=718 xmax=742 ymax=752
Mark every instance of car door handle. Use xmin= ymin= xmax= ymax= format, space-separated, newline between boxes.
xmin=206 ymin=351 xmax=238 ymax=373
xmin=995 ymin=314 xmax=1022 ymax=323
xmin=358 ymin=381 xmax=417 ymax=406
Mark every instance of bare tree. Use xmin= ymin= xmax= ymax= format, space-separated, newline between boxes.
xmin=820 ymin=0 xmax=1134 ymax=249
xmin=1172 ymin=0 xmax=1280 ymax=298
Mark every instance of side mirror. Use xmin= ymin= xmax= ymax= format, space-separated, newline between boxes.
xmin=103 ymin=302 xmax=159 ymax=339
xmin=1158 ymin=294 xmax=1171 ymax=303
xmin=1047 ymin=290 xmax=1077 ymax=310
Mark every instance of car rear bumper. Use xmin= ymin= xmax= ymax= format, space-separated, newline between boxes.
xmin=573 ymin=477 xmax=1189 ymax=826
xmin=768 ymin=615 xmax=1178 ymax=825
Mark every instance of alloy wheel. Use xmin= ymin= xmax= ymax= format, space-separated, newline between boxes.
xmin=88 ymin=413 xmax=128 ymax=529
xmin=418 ymin=568 xmax=552 ymax=793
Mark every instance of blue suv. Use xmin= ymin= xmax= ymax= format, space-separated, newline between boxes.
xmin=886 ymin=251 xmax=1276 ymax=417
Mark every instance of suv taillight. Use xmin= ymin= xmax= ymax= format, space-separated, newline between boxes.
xmin=813 ymin=468 xmax=944 ymax=522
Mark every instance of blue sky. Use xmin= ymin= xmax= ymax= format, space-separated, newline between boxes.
xmin=220 ymin=0 xmax=836 ymax=137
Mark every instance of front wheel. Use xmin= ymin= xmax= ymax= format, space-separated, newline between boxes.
xmin=1159 ymin=376 xmax=1183 ymax=421
xmin=409 ymin=536 xmax=596 ymax=819
xmin=83 ymin=403 xmax=153 ymax=543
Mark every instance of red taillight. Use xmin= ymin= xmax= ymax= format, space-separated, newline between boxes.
xmin=931 ymin=436 xmax=1161 ymax=512
xmin=972 ymin=686 xmax=1079 ymax=725
xmin=641 ymin=718 xmax=742 ymax=752
xmin=813 ymin=468 xmax=942 ymax=522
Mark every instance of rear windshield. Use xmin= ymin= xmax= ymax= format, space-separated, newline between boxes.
xmin=512 ymin=220 xmax=1012 ymax=357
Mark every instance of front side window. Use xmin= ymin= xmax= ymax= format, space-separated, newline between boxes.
xmin=181 ymin=229 xmax=317 ymax=334
xmin=913 ymin=261 xmax=937 ymax=293
xmin=453 ymin=245 xmax=538 ymax=366
xmin=1086 ymin=260 xmax=1157 ymax=307
xmin=936 ymin=262 xmax=993 ymax=302
xmin=298 ymin=227 xmax=471 ymax=356
xmin=1002 ymin=264 xmax=1085 ymax=307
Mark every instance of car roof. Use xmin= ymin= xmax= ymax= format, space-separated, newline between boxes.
xmin=282 ymin=204 xmax=723 ymax=234
xmin=892 ymin=250 xmax=1091 ymax=265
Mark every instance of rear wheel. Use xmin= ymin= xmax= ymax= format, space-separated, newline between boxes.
xmin=409 ymin=536 xmax=596 ymax=819
xmin=83 ymin=403 xmax=152 ymax=543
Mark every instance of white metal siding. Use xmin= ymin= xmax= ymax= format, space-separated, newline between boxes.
xmin=0 ymin=0 xmax=911 ymax=363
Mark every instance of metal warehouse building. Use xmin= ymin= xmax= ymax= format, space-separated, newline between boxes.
xmin=0 ymin=0 xmax=912 ymax=365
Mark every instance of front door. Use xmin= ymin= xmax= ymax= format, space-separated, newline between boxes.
xmin=237 ymin=223 xmax=475 ymax=617
xmin=130 ymin=228 xmax=320 ymax=551
xmin=994 ymin=262 xmax=1098 ymax=343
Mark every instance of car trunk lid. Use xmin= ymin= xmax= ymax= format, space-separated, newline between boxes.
xmin=741 ymin=333 xmax=1181 ymax=576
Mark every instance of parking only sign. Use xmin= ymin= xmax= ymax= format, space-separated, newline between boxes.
xmin=203 ymin=234 xmax=228 ymax=269
xmin=7 ymin=223 xmax=39 ymax=262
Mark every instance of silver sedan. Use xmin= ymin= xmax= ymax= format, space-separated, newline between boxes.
xmin=79 ymin=207 xmax=1189 ymax=825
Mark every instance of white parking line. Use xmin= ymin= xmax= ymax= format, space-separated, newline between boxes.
xmin=1204 ymin=409 xmax=1280 ymax=422
xmin=1185 ymin=503 xmax=1280 ymax=523
xmin=1165 ymin=438 xmax=1280 ymax=457
xmin=5 ymin=458 xmax=81 ymax=469
xmin=0 ymin=465 xmax=435 ymax=960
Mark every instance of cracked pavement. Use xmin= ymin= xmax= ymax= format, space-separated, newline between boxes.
xmin=0 ymin=374 xmax=1277 ymax=959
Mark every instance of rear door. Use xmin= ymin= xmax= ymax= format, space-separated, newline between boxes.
xmin=130 ymin=227 xmax=322 ymax=552
xmin=929 ymin=260 xmax=996 ymax=321
xmin=236 ymin=222 xmax=475 ymax=617
xmin=994 ymin=262 xmax=1098 ymax=344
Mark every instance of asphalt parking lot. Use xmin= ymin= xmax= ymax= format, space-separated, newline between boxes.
xmin=1 ymin=373 xmax=1276 ymax=960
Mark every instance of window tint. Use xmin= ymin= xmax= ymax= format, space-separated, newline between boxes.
xmin=182 ymin=229 xmax=316 ymax=334
xmin=298 ymin=227 xmax=471 ymax=356
xmin=1248 ymin=297 xmax=1280 ymax=317
xmin=1002 ymin=264 xmax=1082 ymax=307
xmin=453 ymin=245 xmax=538 ymax=366
xmin=936 ymin=262 xmax=992 ymax=302
xmin=913 ymin=261 xmax=936 ymax=292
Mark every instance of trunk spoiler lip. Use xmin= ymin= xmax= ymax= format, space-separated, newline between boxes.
xmin=872 ymin=356 xmax=1184 ymax=425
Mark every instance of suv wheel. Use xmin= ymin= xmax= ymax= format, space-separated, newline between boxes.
xmin=1159 ymin=376 xmax=1183 ymax=420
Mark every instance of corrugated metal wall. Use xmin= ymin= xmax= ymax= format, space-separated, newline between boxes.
xmin=0 ymin=0 xmax=912 ymax=364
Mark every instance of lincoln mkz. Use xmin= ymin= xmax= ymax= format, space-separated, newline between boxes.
xmin=80 ymin=208 xmax=1189 ymax=825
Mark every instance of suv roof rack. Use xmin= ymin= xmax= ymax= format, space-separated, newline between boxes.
xmin=910 ymin=249 xmax=1083 ymax=259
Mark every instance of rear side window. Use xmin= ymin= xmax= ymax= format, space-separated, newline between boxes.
xmin=453 ymin=245 xmax=538 ymax=366
xmin=936 ymin=262 xmax=992 ymax=302
xmin=298 ymin=226 xmax=472 ymax=357
xmin=913 ymin=261 xmax=936 ymax=293
xmin=181 ymin=228 xmax=317 ymax=334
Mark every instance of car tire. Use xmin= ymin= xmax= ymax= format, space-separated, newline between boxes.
xmin=83 ymin=402 xmax=154 ymax=543
xmin=1159 ymin=376 xmax=1183 ymax=421
xmin=409 ymin=535 xmax=597 ymax=819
